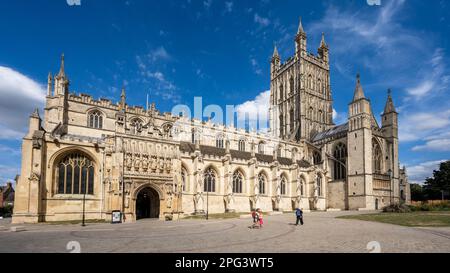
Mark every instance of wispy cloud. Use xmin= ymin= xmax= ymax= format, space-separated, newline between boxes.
xmin=254 ymin=13 xmax=270 ymax=27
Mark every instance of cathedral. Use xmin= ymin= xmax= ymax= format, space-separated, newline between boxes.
xmin=12 ymin=19 xmax=410 ymax=224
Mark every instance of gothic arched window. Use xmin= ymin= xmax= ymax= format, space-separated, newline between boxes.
xmin=56 ymin=152 xmax=95 ymax=195
xmin=313 ymin=151 xmax=322 ymax=165
xmin=88 ymin=110 xmax=103 ymax=129
xmin=258 ymin=173 xmax=267 ymax=195
xmin=238 ymin=139 xmax=246 ymax=152
xmin=280 ymin=175 xmax=287 ymax=195
xmin=373 ymin=139 xmax=383 ymax=174
xmin=232 ymin=171 xmax=244 ymax=194
xmin=130 ymin=118 xmax=143 ymax=135
xmin=333 ymin=143 xmax=347 ymax=180
xmin=216 ymin=135 xmax=224 ymax=148
xmin=203 ymin=168 xmax=216 ymax=192
xmin=300 ymin=176 xmax=305 ymax=196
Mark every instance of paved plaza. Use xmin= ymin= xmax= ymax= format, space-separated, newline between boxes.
xmin=1 ymin=211 xmax=450 ymax=253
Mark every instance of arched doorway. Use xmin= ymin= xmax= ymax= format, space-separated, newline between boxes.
xmin=375 ymin=198 xmax=379 ymax=210
xmin=136 ymin=187 xmax=160 ymax=220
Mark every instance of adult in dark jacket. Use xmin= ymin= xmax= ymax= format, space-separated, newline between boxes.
xmin=295 ymin=208 xmax=304 ymax=226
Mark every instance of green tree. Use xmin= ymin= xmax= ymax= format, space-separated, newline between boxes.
xmin=410 ymin=183 xmax=425 ymax=201
xmin=424 ymin=161 xmax=450 ymax=200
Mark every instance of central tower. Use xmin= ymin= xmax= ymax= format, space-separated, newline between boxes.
xmin=269 ymin=18 xmax=333 ymax=141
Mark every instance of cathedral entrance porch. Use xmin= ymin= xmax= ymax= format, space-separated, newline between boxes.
xmin=136 ymin=187 xmax=160 ymax=220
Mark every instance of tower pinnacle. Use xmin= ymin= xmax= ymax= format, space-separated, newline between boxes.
xmin=353 ymin=73 xmax=366 ymax=101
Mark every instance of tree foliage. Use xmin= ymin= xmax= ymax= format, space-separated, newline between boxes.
xmin=422 ymin=161 xmax=450 ymax=200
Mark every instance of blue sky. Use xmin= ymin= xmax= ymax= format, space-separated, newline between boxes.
xmin=0 ymin=0 xmax=449 ymax=185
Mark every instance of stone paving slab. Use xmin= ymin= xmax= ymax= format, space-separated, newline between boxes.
xmin=0 ymin=211 xmax=449 ymax=253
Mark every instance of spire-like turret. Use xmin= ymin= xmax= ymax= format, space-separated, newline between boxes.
xmin=295 ymin=17 xmax=307 ymax=57
xmin=57 ymin=54 xmax=66 ymax=78
xmin=120 ymin=86 xmax=126 ymax=111
xmin=271 ymin=43 xmax=281 ymax=77
xmin=320 ymin=32 xmax=327 ymax=48
xmin=318 ymin=32 xmax=329 ymax=63
xmin=352 ymin=73 xmax=366 ymax=101
xmin=272 ymin=44 xmax=280 ymax=59
xmin=384 ymin=89 xmax=397 ymax=114
xmin=47 ymin=72 xmax=53 ymax=96
xmin=297 ymin=16 xmax=305 ymax=35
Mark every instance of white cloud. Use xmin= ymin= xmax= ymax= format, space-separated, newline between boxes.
xmin=235 ymin=90 xmax=270 ymax=130
xmin=254 ymin=14 xmax=270 ymax=27
xmin=0 ymin=66 xmax=46 ymax=139
xmin=406 ymin=160 xmax=447 ymax=184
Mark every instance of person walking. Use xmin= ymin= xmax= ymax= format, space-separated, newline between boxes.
xmin=295 ymin=208 xmax=303 ymax=226
xmin=257 ymin=209 xmax=264 ymax=228
xmin=251 ymin=209 xmax=258 ymax=228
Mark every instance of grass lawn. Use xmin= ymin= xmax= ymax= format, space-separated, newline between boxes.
xmin=183 ymin=212 xmax=250 ymax=220
xmin=338 ymin=211 xmax=450 ymax=227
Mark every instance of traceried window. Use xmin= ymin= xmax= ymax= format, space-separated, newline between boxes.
xmin=56 ymin=152 xmax=94 ymax=195
xmin=130 ymin=118 xmax=143 ymax=135
xmin=280 ymin=175 xmax=287 ymax=195
xmin=258 ymin=173 xmax=267 ymax=195
xmin=216 ymin=135 xmax=224 ymax=148
xmin=372 ymin=139 xmax=383 ymax=174
xmin=203 ymin=168 xmax=216 ymax=192
xmin=333 ymin=143 xmax=347 ymax=180
xmin=232 ymin=171 xmax=244 ymax=194
xmin=88 ymin=110 xmax=103 ymax=129
xmin=238 ymin=139 xmax=246 ymax=152
xmin=313 ymin=151 xmax=322 ymax=165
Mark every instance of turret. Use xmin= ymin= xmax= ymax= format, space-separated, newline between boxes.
xmin=47 ymin=72 xmax=53 ymax=97
xmin=381 ymin=89 xmax=398 ymax=138
xmin=271 ymin=44 xmax=281 ymax=77
xmin=295 ymin=17 xmax=307 ymax=57
xmin=120 ymin=87 xmax=126 ymax=111
xmin=318 ymin=32 xmax=329 ymax=63
xmin=54 ymin=54 xmax=69 ymax=96
xmin=348 ymin=74 xmax=372 ymax=131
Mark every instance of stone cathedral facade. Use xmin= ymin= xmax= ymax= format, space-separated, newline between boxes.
xmin=12 ymin=20 xmax=410 ymax=224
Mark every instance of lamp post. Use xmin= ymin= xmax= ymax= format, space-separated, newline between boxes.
xmin=81 ymin=191 xmax=86 ymax=227
xmin=206 ymin=190 xmax=209 ymax=220
xmin=387 ymin=169 xmax=392 ymax=205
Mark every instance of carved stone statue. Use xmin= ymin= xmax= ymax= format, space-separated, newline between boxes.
xmin=126 ymin=154 xmax=133 ymax=170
